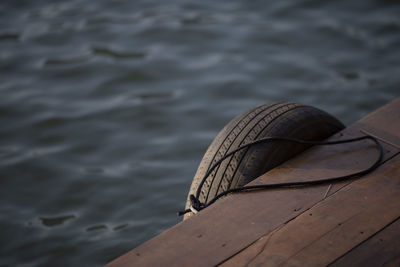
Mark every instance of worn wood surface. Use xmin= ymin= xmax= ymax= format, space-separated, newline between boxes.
xmin=330 ymin=218 xmax=400 ymax=267
xmin=107 ymin=98 xmax=400 ymax=267
xmin=221 ymin=156 xmax=400 ymax=266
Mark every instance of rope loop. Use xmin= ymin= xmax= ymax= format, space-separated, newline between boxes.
xmin=178 ymin=135 xmax=383 ymax=217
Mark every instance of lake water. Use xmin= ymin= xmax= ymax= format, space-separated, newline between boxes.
xmin=0 ymin=0 xmax=399 ymax=266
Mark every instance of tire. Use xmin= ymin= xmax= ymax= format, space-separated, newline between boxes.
xmin=184 ymin=102 xmax=344 ymax=219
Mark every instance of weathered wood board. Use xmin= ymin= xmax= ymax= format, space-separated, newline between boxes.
xmin=107 ymin=98 xmax=400 ymax=267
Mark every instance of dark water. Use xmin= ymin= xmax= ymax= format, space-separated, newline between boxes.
xmin=0 ymin=0 xmax=399 ymax=265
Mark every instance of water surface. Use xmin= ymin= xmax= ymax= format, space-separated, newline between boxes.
xmin=0 ymin=0 xmax=399 ymax=265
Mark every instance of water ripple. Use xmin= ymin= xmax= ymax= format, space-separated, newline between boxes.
xmin=91 ymin=46 xmax=146 ymax=60
xmin=39 ymin=215 xmax=76 ymax=227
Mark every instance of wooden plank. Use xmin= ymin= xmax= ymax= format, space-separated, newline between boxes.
xmin=107 ymin=98 xmax=400 ymax=267
xmin=353 ymin=98 xmax=400 ymax=144
xmin=382 ymin=256 xmax=400 ymax=267
xmin=330 ymin=218 xmax=400 ymax=267
xmin=221 ymin=155 xmax=400 ymax=266
xmin=107 ymin=144 xmax=393 ymax=267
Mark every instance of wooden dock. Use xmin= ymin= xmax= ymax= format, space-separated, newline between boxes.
xmin=107 ymin=98 xmax=400 ymax=266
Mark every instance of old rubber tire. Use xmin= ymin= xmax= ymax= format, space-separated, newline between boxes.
xmin=184 ymin=102 xmax=345 ymax=219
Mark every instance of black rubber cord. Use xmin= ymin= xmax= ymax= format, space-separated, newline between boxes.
xmin=178 ymin=135 xmax=383 ymax=216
